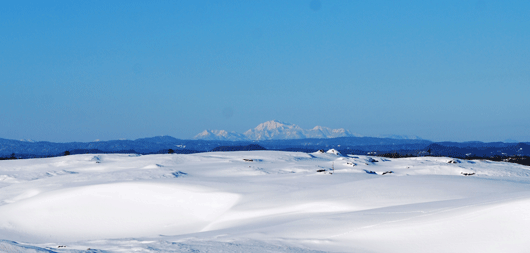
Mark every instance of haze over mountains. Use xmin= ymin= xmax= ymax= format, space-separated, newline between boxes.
xmin=3 ymin=120 xmax=529 ymax=159
xmin=195 ymin=120 xmax=399 ymax=141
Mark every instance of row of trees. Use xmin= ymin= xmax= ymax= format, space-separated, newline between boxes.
xmin=0 ymin=153 xmax=17 ymax=160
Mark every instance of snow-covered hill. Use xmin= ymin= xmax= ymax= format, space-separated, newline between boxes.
xmin=195 ymin=120 xmax=364 ymax=141
xmin=1 ymin=151 xmax=530 ymax=252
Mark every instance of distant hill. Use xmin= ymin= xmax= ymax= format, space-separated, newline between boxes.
xmin=1 ymin=135 xmax=432 ymax=157
xmin=1 ymin=135 xmax=529 ymax=159
xmin=0 ymin=136 xmax=198 ymax=157
xmin=211 ymin=144 xmax=266 ymax=152
xmin=423 ymin=142 xmax=530 ymax=158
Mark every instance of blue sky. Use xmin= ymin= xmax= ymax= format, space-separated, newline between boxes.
xmin=1 ymin=0 xmax=529 ymax=142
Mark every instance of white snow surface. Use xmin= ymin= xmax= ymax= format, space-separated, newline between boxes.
xmin=1 ymin=151 xmax=530 ymax=252
xmin=194 ymin=120 xmax=363 ymax=140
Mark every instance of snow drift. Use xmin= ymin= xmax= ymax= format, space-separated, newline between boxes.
xmin=1 ymin=151 xmax=530 ymax=252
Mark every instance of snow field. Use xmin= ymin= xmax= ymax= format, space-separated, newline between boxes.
xmin=0 ymin=151 xmax=530 ymax=252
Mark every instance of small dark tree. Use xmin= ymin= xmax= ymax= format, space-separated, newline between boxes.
xmin=168 ymin=149 xmax=175 ymax=154
xmin=64 ymin=151 xmax=70 ymax=156
xmin=9 ymin=153 xmax=16 ymax=160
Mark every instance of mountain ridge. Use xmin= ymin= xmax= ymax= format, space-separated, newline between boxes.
xmin=2 ymin=136 xmax=530 ymax=158
xmin=195 ymin=120 xmax=366 ymax=141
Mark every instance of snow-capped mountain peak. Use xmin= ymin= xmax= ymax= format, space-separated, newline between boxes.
xmin=194 ymin=130 xmax=247 ymax=141
xmin=244 ymin=120 xmax=305 ymax=140
xmin=194 ymin=120 xmax=364 ymax=141
xmin=311 ymin=125 xmax=329 ymax=132
xmin=305 ymin=126 xmax=360 ymax=139
xmin=253 ymin=120 xmax=299 ymax=131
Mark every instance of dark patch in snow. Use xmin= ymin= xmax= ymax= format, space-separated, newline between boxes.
xmin=91 ymin=156 xmax=101 ymax=163
xmin=461 ymin=172 xmax=476 ymax=176
xmin=158 ymin=240 xmax=332 ymax=253
xmin=382 ymin=171 xmax=393 ymax=175
xmin=364 ymin=170 xmax=377 ymax=175
xmin=172 ymin=171 xmax=188 ymax=178
xmin=253 ymin=167 xmax=269 ymax=174
xmin=84 ymin=249 xmax=108 ymax=253
xmin=46 ymin=170 xmax=79 ymax=177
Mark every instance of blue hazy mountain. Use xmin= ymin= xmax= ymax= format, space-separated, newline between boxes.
xmin=1 ymin=135 xmax=430 ymax=157
xmin=2 ymin=135 xmax=529 ymax=159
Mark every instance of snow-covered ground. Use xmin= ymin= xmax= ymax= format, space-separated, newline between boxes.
xmin=1 ymin=150 xmax=530 ymax=252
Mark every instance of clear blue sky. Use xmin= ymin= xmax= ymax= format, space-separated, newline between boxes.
xmin=1 ymin=0 xmax=529 ymax=142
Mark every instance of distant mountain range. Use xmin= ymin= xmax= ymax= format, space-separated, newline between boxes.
xmin=194 ymin=120 xmax=420 ymax=141
xmin=1 ymin=120 xmax=528 ymax=159
xmin=2 ymin=133 xmax=529 ymax=159
xmin=0 ymin=135 xmax=430 ymax=157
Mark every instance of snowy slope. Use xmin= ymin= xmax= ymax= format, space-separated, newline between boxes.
xmin=1 ymin=151 xmax=530 ymax=252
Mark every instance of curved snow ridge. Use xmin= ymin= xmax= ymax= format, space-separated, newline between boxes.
xmin=203 ymin=201 xmax=356 ymax=231
xmin=0 ymin=239 xmax=56 ymax=253
xmin=0 ymin=182 xmax=240 ymax=242
xmin=0 ymin=175 xmax=18 ymax=183
xmin=324 ymin=194 xmax=530 ymax=253
xmin=3 ymin=189 xmax=41 ymax=204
